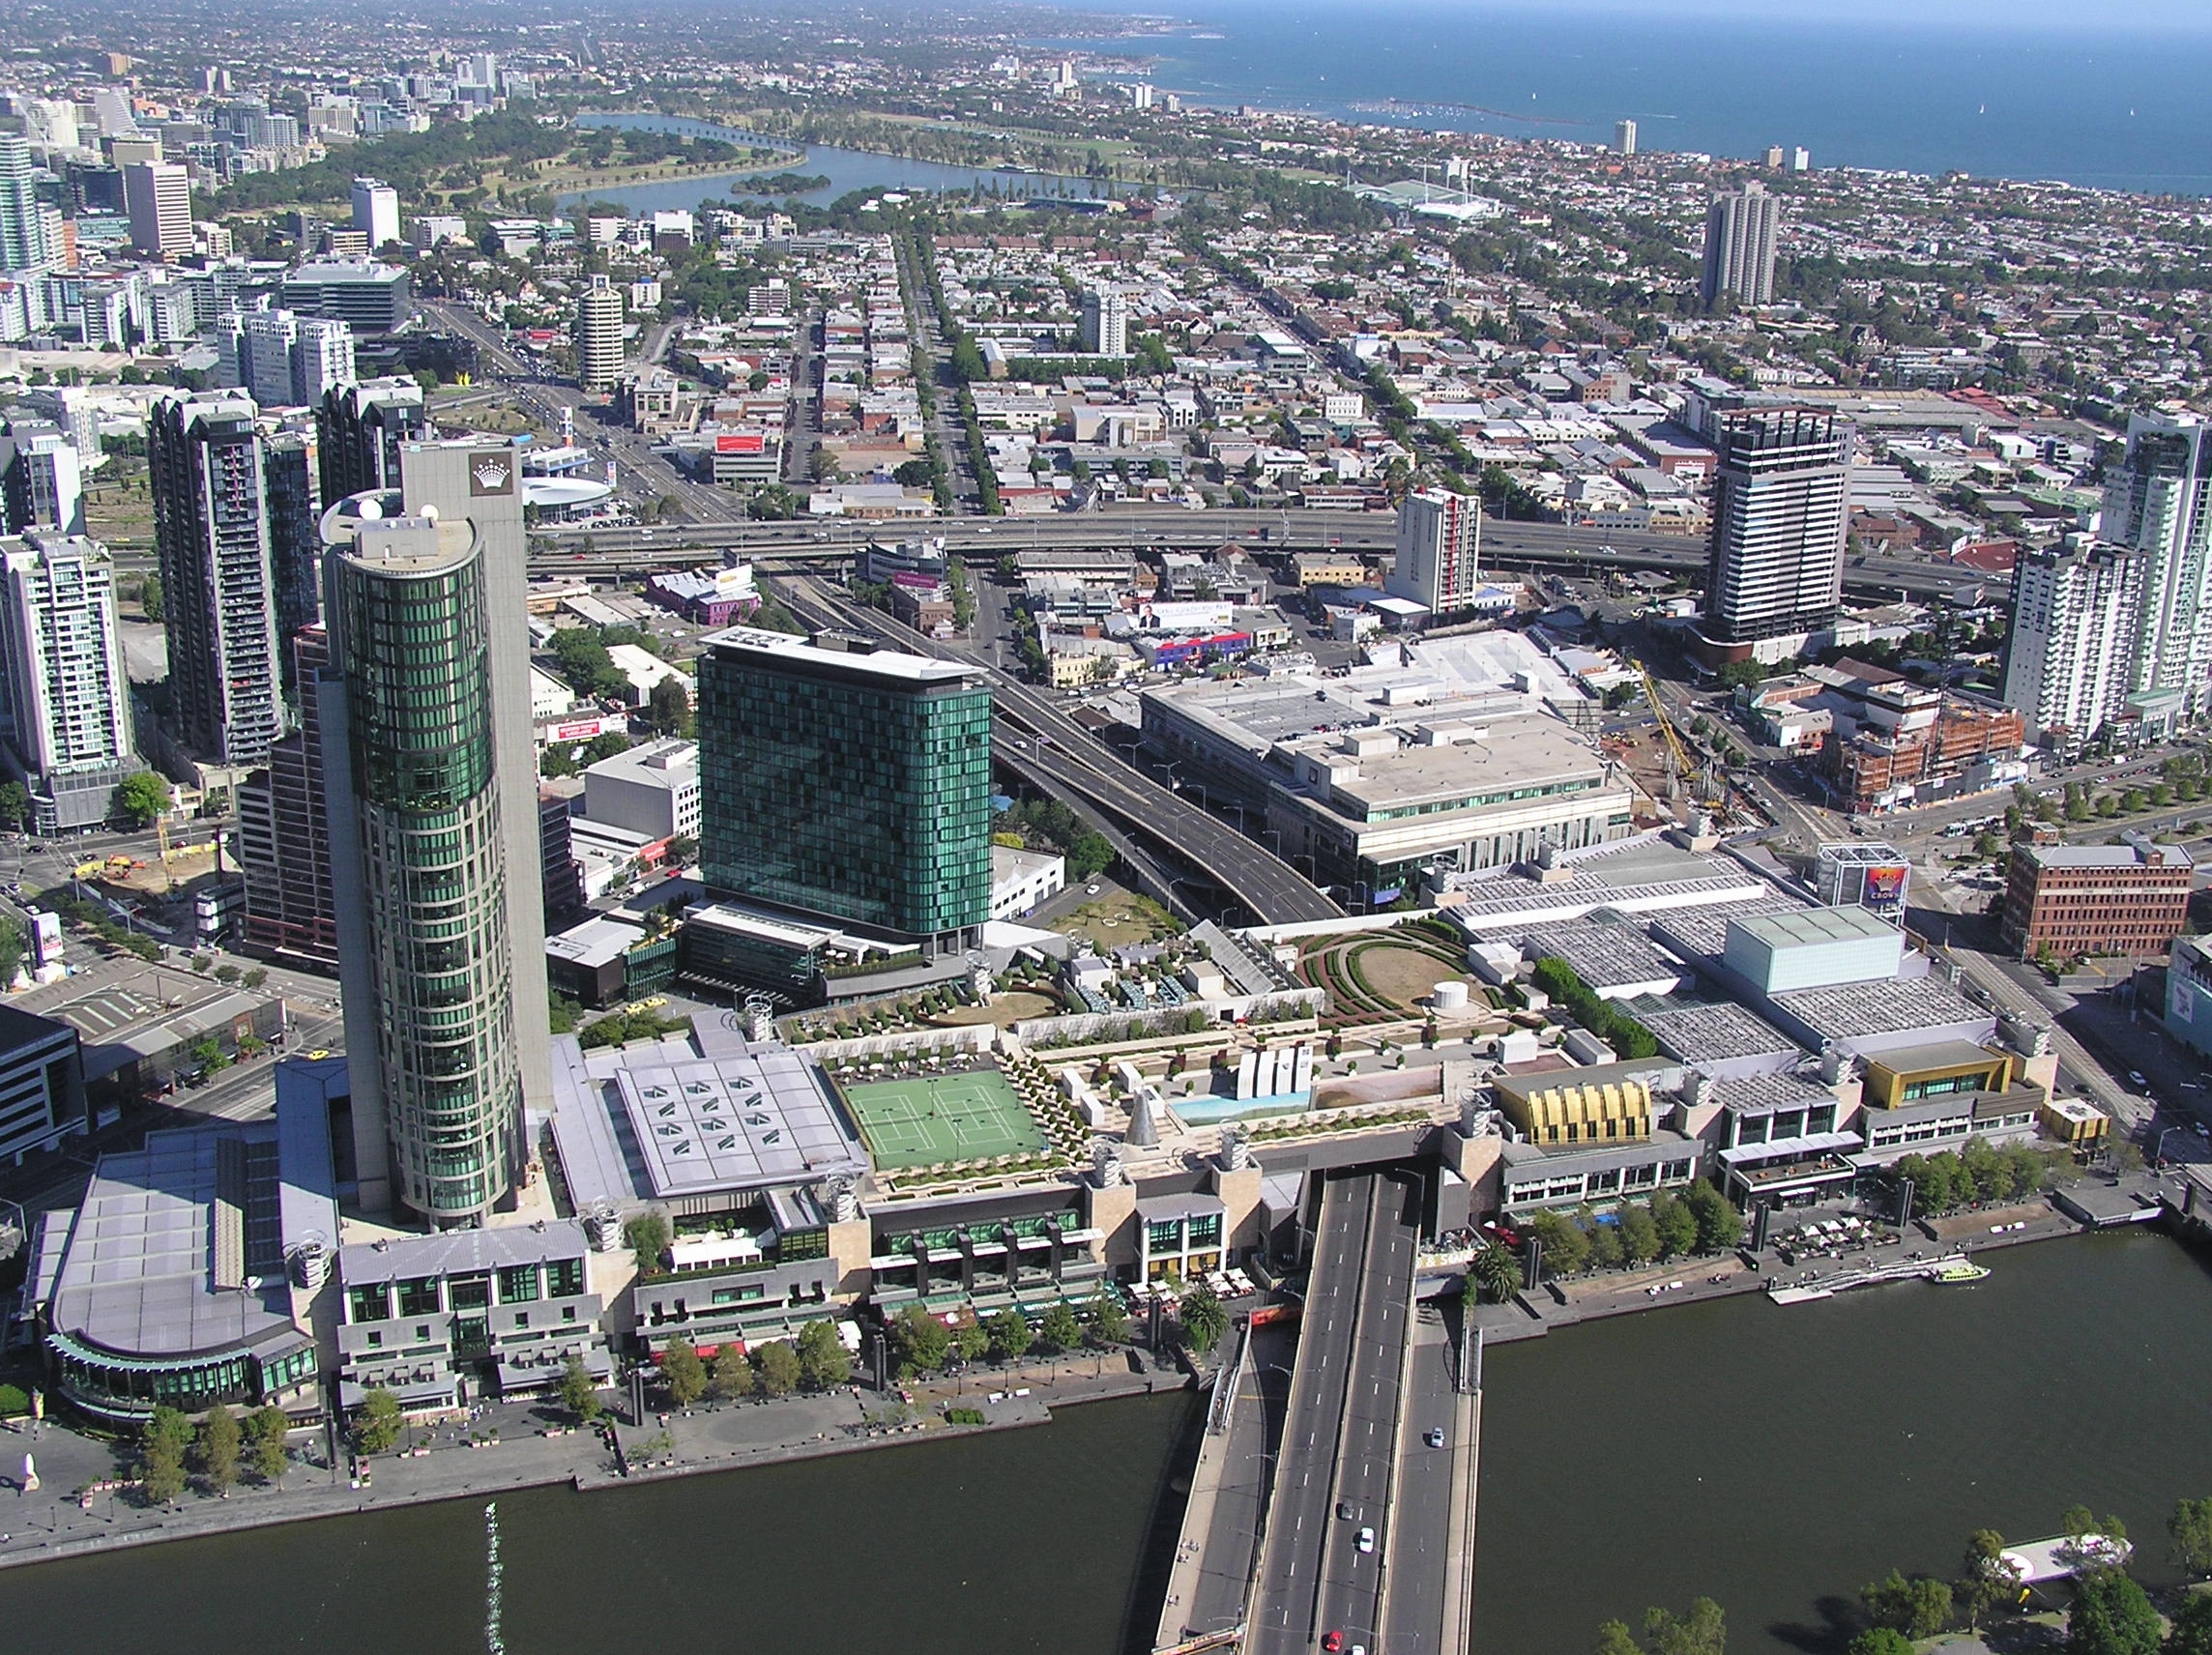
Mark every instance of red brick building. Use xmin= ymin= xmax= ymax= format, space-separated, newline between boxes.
xmin=1999 ymin=834 xmax=2195 ymax=962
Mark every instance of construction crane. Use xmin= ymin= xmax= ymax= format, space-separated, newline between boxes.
xmin=1626 ymin=658 xmax=1700 ymax=819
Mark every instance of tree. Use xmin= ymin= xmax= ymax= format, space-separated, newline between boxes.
xmin=1593 ymin=1621 xmax=1641 ymax=1655
xmin=1087 ymin=1292 xmax=1129 ymax=1347
xmin=1957 ymin=1528 xmax=2016 ymax=1631
xmin=113 ymin=769 xmax=171 ymax=827
xmin=584 ymin=731 xmax=633 ymax=765
xmin=711 ymin=1345 xmax=755 ymax=1401
xmin=2163 ymin=1591 xmax=2212 ymax=1655
xmin=247 ymin=1406 xmax=290 ymax=1486
xmin=987 ymin=1307 xmax=1033 ymax=1362
xmin=1179 ymin=1285 xmax=1229 ymax=1354
xmin=953 ymin=1320 xmax=990 ymax=1365
xmin=1642 ymin=1597 xmax=1727 ymax=1655
xmin=196 ymin=1404 xmax=242 ymax=1494
xmin=1650 ymin=1192 xmax=1699 ymax=1259
xmin=1470 ymin=1240 xmax=1520 ymax=1303
xmin=0 ymin=780 xmax=25 ymax=831
xmin=559 ymin=1355 xmax=603 ymax=1422
xmin=140 ymin=1404 xmax=193 ymax=1504
xmin=1683 ymin=1181 xmax=1744 ymax=1252
xmin=2174 ymin=1496 xmax=2212 ymax=1578
xmin=1862 ymin=1570 xmax=1952 ymax=1639
xmin=1066 ymin=831 xmax=1115 ymax=881
xmin=139 ymin=572 xmax=163 ymax=622
xmin=354 ymin=1387 xmax=404 ymax=1454
xmin=660 ymin=1338 xmax=709 ymax=1407
xmin=2067 ymin=1569 xmax=2160 ymax=1655
xmin=754 ymin=1340 xmax=800 ymax=1398
xmin=1618 ymin=1204 xmax=1661 ymax=1266
xmin=1528 ymin=1209 xmax=1589 ymax=1276
xmin=891 ymin=1305 xmax=952 ymax=1375
xmin=797 ymin=1319 xmax=849 ymax=1389
xmin=648 ymin=675 xmax=693 ymax=737
xmin=625 ymin=1212 xmax=671 ymax=1274
xmin=1847 ymin=1633 xmax=1914 ymax=1655
xmin=1037 ymin=1300 xmax=1082 ymax=1353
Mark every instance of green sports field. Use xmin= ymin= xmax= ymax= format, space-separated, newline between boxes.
xmin=837 ymin=1069 xmax=1047 ymax=1171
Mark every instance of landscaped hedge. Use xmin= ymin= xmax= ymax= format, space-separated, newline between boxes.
xmin=1530 ymin=957 xmax=1660 ymax=1060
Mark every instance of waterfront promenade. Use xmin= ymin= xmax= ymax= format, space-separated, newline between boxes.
xmin=1470 ymin=1171 xmax=2166 ymax=1346
xmin=0 ymin=1346 xmax=1179 ymax=1572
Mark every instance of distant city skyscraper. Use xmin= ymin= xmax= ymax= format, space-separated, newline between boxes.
xmin=350 ymin=176 xmax=400 ymax=251
xmin=2001 ymin=537 xmax=2144 ymax=746
xmin=322 ymin=439 xmax=548 ymax=1223
xmin=122 ymin=160 xmax=191 ymax=261
xmin=1384 ymin=489 xmax=1482 ymax=615
xmin=2103 ymin=411 xmax=2212 ymax=708
xmin=1700 ymin=180 xmax=1779 ymax=308
xmin=0 ymin=532 xmax=140 ymax=832
xmin=1614 ymin=118 xmax=1637 ymax=157
xmin=1700 ymin=408 xmax=1850 ymax=649
xmin=575 ymin=274 xmax=624 ymax=392
xmin=147 ymin=392 xmax=288 ymax=765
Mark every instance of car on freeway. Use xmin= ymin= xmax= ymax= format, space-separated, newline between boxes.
xmin=1425 ymin=1427 xmax=1445 ymax=1448
xmin=1336 ymin=1500 xmax=1353 ymax=1520
xmin=2130 ymin=1071 xmax=2149 ymax=1087
xmin=1322 ymin=1633 xmax=1345 ymax=1653
xmin=1355 ymin=1526 xmax=1376 ymax=1554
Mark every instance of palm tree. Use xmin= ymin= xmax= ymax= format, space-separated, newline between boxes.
xmin=1470 ymin=1240 xmax=1520 ymax=1304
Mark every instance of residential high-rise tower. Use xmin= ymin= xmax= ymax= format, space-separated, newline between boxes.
xmin=147 ymin=392 xmax=287 ymax=765
xmin=0 ymin=134 xmax=53 ymax=271
xmin=1384 ymin=489 xmax=1482 ymax=615
xmin=2103 ymin=411 xmax=2212 ymax=707
xmin=1700 ymin=408 xmax=1850 ymax=650
xmin=0 ymin=532 xmax=140 ymax=832
xmin=1700 ymin=181 xmax=1778 ymax=308
xmin=315 ymin=376 xmax=429 ymax=503
xmin=1080 ymin=287 xmax=1128 ymax=358
xmin=575 ymin=274 xmax=623 ymax=392
xmin=2000 ymin=537 xmax=2144 ymax=747
xmin=237 ymin=627 xmax=335 ymax=969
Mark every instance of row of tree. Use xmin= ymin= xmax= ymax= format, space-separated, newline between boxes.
xmin=137 ymin=1403 xmax=292 ymax=1503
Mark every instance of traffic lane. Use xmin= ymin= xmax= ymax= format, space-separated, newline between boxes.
xmin=1254 ymin=1176 xmax=1374 ymax=1655
xmin=1187 ymin=1321 xmax=1297 ymax=1635
xmin=1311 ymin=1187 xmax=1418 ymax=1653
xmin=1381 ymin=1321 xmax=1463 ymax=1655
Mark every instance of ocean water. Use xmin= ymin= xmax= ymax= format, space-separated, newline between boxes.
xmin=1062 ymin=0 xmax=2212 ymax=194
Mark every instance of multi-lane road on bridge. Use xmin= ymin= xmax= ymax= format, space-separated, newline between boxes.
xmin=1249 ymin=1172 xmax=1422 ymax=1655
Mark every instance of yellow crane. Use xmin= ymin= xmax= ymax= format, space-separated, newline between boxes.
xmin=1629 ymin=659 xmax=1697 ymax=809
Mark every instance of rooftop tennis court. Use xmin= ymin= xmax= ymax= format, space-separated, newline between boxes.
xmin=837 ymin=1067 xmax=1046 ymax=1171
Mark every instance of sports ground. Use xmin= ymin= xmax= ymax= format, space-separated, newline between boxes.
xmin=836 ymin=1068 xmax=1047 ymax=1170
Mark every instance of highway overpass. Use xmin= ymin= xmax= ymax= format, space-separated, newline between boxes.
xmin=526 ymin=510 xmax=2000 ymax=604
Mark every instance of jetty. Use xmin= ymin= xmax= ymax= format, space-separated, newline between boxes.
xmin=1766 ymin=1251 xmax=1985 ymax=1305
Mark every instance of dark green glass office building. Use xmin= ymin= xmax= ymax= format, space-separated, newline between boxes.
xmin=698 ymin=628 xmax=993 ymax=940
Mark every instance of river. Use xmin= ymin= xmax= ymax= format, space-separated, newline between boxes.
xmin=0 ymin=1392 xmax=1195 ymax=1655
xmin=6 ymin=1232 xmax=2207 ymax=1652
xmin=560 ymin=114 xmax=1097 ymax=217
xmin=1473 ymin=1228 xmax=2212 ymax=1652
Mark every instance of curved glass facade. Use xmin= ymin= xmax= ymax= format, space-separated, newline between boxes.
xmin=332 ymin=542 xmax=520 ymax=1223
